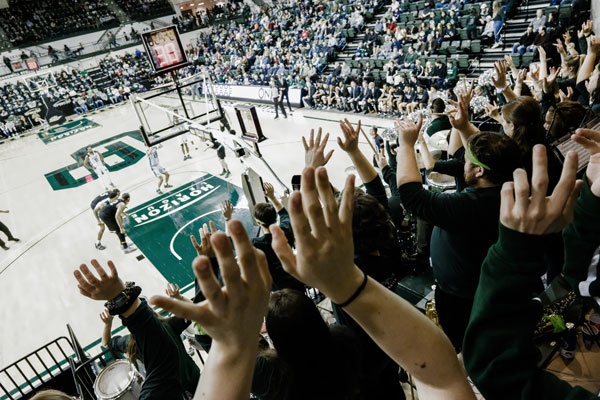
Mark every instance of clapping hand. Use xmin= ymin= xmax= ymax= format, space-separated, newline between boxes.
xmin=303 ymin=127 xmax=334 ymax=168
xmin=500 ymin=145 xmax=582 ymax=235
xmin=559 ymin=87 xmax=574 ymax=102
xmin=151 ymin=220 xmax=272 ymax=351
xmin=191 ymin=221 xmax=217 ymax=258
xmin=271 ymin=167 xmax=361 ymax=304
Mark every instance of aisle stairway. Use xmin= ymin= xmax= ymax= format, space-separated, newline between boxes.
xmin=474 ymin=0 xmax=578 ymax=74
xmin=87 ymin=67 xmax=113 ymax=91
xmin=105 ymin=0 xmax=132 ymax=25
xmin=322 ymin=4 xmax=391 ymax=75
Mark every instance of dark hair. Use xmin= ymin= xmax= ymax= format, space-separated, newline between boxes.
xmin=254 ymin=202 xmax=277 ymax=226
xmin=350 ymin=191 xmax=396 ymax=254
xmin=501 ymin=96 xmax=546 ymax=154
xmin=121 ymin=193 xmax=130 ymax=202
xmin=109 ymin=189 xmax=120 ymax=198
xmin=547 ymin=100 xmax=587 ymax=138
xmin=264 ymin=290 xmax=361 ymax=399
xmin=431 ymin=97 xmax=446 ymax=113
xmin=468 ymin=132 xmax=523 ymax=184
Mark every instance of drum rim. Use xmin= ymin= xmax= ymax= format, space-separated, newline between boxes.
xmin=93 ymin=360 xmax=136 ymax=398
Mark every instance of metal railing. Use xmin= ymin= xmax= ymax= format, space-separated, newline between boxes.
xmin=0 ymin=337 xmax=74 ymax=400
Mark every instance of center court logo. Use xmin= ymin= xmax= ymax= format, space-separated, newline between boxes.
xmin=129 ymin=180 xmax=219 ymax=226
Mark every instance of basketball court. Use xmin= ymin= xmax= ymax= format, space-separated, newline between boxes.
xmin=0 ymin=90 xmax=389 ymax=373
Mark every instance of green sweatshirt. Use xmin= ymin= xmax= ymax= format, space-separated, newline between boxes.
xmin=463 ymin=179 xmax=599 ymax=400
xmin=562 ymin=178 xmax=600 ymax=293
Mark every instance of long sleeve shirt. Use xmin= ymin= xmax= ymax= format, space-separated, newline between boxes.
xmin=398 ymin=182 xmax=502 ymax=298
xmin=121 ymin=299 xmax=200 ymax=400
xmin=463 ymin=221 xmax=596 ymax=399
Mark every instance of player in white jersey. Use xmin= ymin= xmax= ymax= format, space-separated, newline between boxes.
xmin=174 ymin=110 xmax=191 ymax=161
xmin=83 ymin=147 xmax=115 ymax=190
xmin=147 ymin=146 xmax=172 ymax=194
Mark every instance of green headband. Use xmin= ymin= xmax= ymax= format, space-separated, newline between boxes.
xmin=465 ymin=145 xmax=491 ymax=171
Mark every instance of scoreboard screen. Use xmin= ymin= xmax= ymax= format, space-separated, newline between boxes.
xmin=141 ymin=26 xmax=189 ymax=74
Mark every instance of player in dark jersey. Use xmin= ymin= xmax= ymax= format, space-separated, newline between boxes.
xmin=97 ymin=193 xmax=136 ymax=253
xmin=91 ymin=189 xmax=120 ymax=250
xmin=213 ymin=139 xmax=231 ymax=177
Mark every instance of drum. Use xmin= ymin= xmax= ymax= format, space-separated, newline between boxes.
xmin=427 ymin=172 xmax=456 ymax=193
xmin=94 ymin=360 xmax=143 ymax=400
xmin=427 ymin=129 xmax=451 ymax=151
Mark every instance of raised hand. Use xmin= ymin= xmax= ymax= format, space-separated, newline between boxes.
xmin=553 ymin=38 xmax=566 ymax=55
xmin=543 ymin=66 xmax=561 ymax=92
xmin=375 ymin=147 xmax=388 ymax=169
xmin=492 ymin=60 xmax=508 ymax=90
xmin=220 ymin=200 xmax=234 ymax=221
xmin=74 ymin=260 xmax=125 ymax=301
xmin=395 ymin=114 xmax=422 ymax=146
xmin=517 ymin=68 xmax=527 ymax=84
xmin=572 ymin=128 xmax=600 ymax=196
xmin=271 ymin=167 xmax=361 ymax=304
xmin=263 ymin=182 xmax=275 ymax=199
xmin=100 ymin=309 xmax=113 ymax=325
xmin=588 ymin=35 xmax=600 ymax=55
xmin=448 ymin=92 xmax=471 ymax=131
xmin=151 ymin=220 xmax=271 ymax=350
xmin=165 ymin=283 xmax=182 ymax=299
xmin=538 ymin=45 xmax=547 ymax=60
xmin=500 ymin=145 xmax=582 ymax=235
xmin=303 ymin=127 xmax=334 ymax=168
xmin=504 ymin=54 xmax=515 ymax=68
xmin=191 ymin=221 xmax=217 ymax=257
xmin=559 ymin=86 xmax=574 ymax=102
xmin=337 ymin=119 xmax=361 ymax=153
xmin=485 ymin=101 xmax=499 ymax=120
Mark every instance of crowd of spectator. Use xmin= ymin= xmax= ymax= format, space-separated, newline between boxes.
xmin=0 ymin=51 xmax=155 ymax=138
xmin=0 ymin=0 xmax=118 ymax=47
xmin=114 ymin=0 xmax=174 ymax=21
xmin=11 ymin=0 xmax=600 ymax=398
xmin=37 ymin=14 xmax=600 ymax=398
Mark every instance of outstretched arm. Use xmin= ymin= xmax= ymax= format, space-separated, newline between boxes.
xmin=562 ymin=128 xmax=600 ymax=289
xmin=577 ymin=36 xmax=600 ymax=84
xmin=263 ymin=182 xmax=283 ymax=211
xmin=337 ymin=119 xmax=378 ymax=184
xmin=152 ymin=221 xmax=272 ymax=400
xmin=396 ymin=115 xmax=423 ymax=187
xmin=272 ymin=167 xmax=475 ymax=400
xmin=448 ymin=80 xmax=479 ymax=148
xmin=463 ymin=146 xmax=588 ymax=399
xmin=100 ymin=310 xmax=113 ymax=348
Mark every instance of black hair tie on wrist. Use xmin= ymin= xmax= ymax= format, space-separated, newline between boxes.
xmin=335 ymin=270 xmax=368 ymax=308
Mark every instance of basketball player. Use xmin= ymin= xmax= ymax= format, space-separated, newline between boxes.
xmin=83 ymin=146 xmax=115 ymax=190
xmin=0 ymin=210 xmax=19 ymax=250
xmin=174 ymin=110 xmax=191 ymax=161
xmin=212 ymin=139 xmax=231 ymax=177
xmin=97 ymin=192 xmax=136 ymax=253
xmin=147 ymin=146 xmax=172 ymax=194
xmin=91 ymin=188 xmax=120 ymax=250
